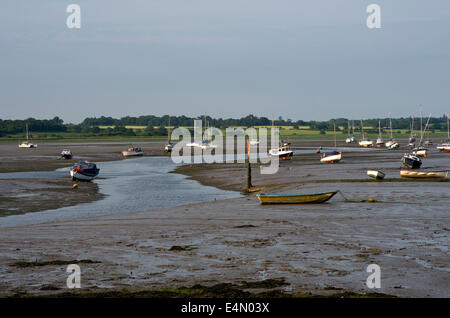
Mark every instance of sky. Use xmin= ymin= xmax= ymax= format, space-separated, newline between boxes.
xmin=0 ymin=0 xmax=449 ymax=124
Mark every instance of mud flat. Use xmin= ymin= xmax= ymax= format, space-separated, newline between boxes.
xmin=0 ymin=143 xmax=449 ymax=297
xmin=0 ymin=142 xmax=168 ymax=216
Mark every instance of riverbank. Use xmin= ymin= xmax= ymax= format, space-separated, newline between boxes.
xmin=0 ymin=141 xmax=449 ymax=297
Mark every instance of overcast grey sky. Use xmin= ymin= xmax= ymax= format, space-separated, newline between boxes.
xmin=1 ymin=0 xmax=449 ymax=123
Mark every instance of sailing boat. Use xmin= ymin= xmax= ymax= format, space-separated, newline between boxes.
xmin=18 ymin=123 xmax=37 ymax=148
xmin=345 ymin=120 xmax=352 ymax=143
xmin=320 ymin=123 xmax=342 ymax=163
xmin=437 ymin=114 xmax=450 ymax=152
xmin=385 ymin=115 xmax=399 ymax=149
xmin=407 ymin=116 xmax=416 ymax=149
xmin=358 ymin=120 xmax=373 ymax=147
xmin=412 ymin=113 xmax=431 ymax=157
xmin=375 ymin=120 xmax=384 ymax=147
xmin=164 ymin=116 xmax=174 ymax=153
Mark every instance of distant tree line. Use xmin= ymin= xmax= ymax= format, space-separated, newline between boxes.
xmin=1 ymin=114 xmax=448 ymax=137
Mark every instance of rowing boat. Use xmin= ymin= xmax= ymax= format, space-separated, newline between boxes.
xmin=367 ymin=170 xmax=385 ymax=180
xmin=257 ymin=191 xmax=338 ymax=204
xmin=400 ymin=170 xmax=448 ymax=179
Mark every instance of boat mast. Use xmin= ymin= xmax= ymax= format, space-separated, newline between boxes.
xmin=334 ymin=123 xmax=337 ymax=151
xmin=360 ymin=120 xmax=365 ymax=139
xmin=420 ymin=105 xmax=423 ymax=145
xmin=389 ymin=114 xmax=393 ymax=139
xmin=378 ymin=120 xmax=382 ymax=139
xmin=167 ymin=116 xmax=171 ymax=143
xmin=26 ymin=123 xmax=29 ymax=142
xmin=447 ymin=113 xmax=449 ymax=141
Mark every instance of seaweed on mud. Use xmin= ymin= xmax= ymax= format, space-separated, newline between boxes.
xmin=168 ymin=245 xmax=198 ymax=251
xmin=233 ymin=224 xmax=257 ymax=228
xmin=239 ymin=278 xmax=288 ymax=289
xmin=9 ymin=259 xmax=101 ymax=268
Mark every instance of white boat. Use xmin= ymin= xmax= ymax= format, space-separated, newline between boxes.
xmin=367 ymin=170 xmax=385 ymax=180
xmin=437 ymin=143 xmax=450 ymax=152
xmin=413 ymin=112 xmax=431 ymax=157
xmin=121 ymin=146 xmax=143 ymax=157
xmin=59 ymin=149 xmax=73 ymax=160
xmin=375 ymin=120 xmax=384 ymax=147
xmin=345 ymin=120 xmax=356 ymax=144
xmin=269 ymin=141 xmax=293 ymax=159
xmin=164 ymin=116 xmax=174 ymax=153
xmin=320 ymin=124 xmax=342 ymax=163
xmin=320 ymin=151 xmax=342 ymax=163
xmin=359 ymin=138 xmax=374 ymax=147
xmin=437 ymin=114 xmax=450 ymax=152
xmin=18 ymin=124 xmax=37 ymax=148
xmin=250 ymin=139 xmax=260 ymax=145
xmin=385 ymin=115 xmax=399 ymax=149
xmin=400 ymin=170 xmax=448 ymax=179
xmin=412 ymin=147 xmax=427 ymax=157
xmin=358 ymin=120 xmax=373 ymax=147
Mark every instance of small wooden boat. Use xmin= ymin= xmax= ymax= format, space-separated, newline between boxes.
xmin=400 ymin=170 xmax=448 ymax=179
xmin=257 ymin=191 xmax=338 ymax=204
xmin=367 ymin=170 xmax=385 ymax=180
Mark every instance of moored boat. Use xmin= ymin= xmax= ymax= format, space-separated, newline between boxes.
xmin=401 ymin=153 xmax=422 ymax=169
xmin=257 ymin=190 xmax=338 ymax=204
xmin=320 ymin=150 xmax=342 ymax=163
xmin=412 ymin=146 xmax=427 ymax=157
xmin=437 ymin=143 xmax=450 ymax=152
xmin=70 ymin=160 xmax=100 ymax=181
xmin=122 ymin=146 xmax=143 ymax=157
xmin=400 ymin=170 xmax=448 ymax=179
xmin=367 ymin=170 xmax=385 ymax=180
xmin=59 ymin=149 xmax=73 ymax=160
xmin=18 ymin=124 xmax=37 ymax=148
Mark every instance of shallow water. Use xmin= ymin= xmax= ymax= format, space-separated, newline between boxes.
xmin=0 ymin=156 xmax=240 ymax=227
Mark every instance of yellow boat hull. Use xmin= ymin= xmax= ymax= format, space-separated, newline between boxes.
xmin=400 ymin=170 xmax=448 ymax=179
xmin=257 ymin=191 xmax=338 ymax=204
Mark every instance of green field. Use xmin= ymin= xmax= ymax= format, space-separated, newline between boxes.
xmin=1 ymin=126 xmax=447 ymax=144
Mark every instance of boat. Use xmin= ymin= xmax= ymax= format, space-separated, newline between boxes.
xmin=59 ymin=149 xmax=73 ymax=160
xmin=18 ymin=124 xmax=37 ymax=148
xmin=70 ymin=160 xmax=100 ymax=181
xmin=257 ymin=190 xmax=338 ymax=204
xmin=250 ymin=139 xmax=260 ymax=145
xmin=412 ymin=146 xmax=427 ymax=157
xmin=400 ymin=170 xmax=448 ymax=179
xmin=437 ymin=114 xmax=450 ymax=152
xmin=367 ymin=170 xmax=385 ymax=180
xmin=320 ymin=124 xmax=342 ymax=163
xmin=358 ymin=120 xmax=373 ymax=147
xmin=401 ymin=153 xmax=422 ymax=169
xmin=345 ymin=121 xmax=356 ymax=144
xmin=121 ymin=146 xmax=143 ymax=157
xmin=385 ymin=115 xmax=399 ymax=149
xmin=413 ymin=112 xmax=431 ymax=158
xmin=375 ymin=120 xmax=384 ymax=147
xmin=320 ymin=150 xmax=342 ymax=163
xmin=164 ymin=116 xmax=174 ymax=153
xmin=437 ymin=143 xmax=450 ymax=152
xmin=269 ymin=141 xmax=293 ymax=159
xmin=407 ymin=116 xmax=416 ymax=148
